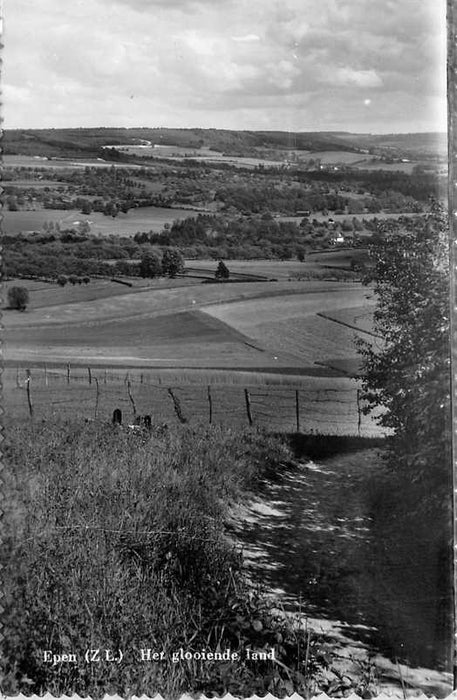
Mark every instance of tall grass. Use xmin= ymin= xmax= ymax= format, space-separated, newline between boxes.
xmin=2 ymin=420 xmax=325 ymax=698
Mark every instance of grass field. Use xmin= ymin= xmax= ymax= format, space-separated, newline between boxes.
xmin=3 ymin=367 xmax=382 ymax=437
xmin=4 ymin=280 xmax=372 ymax=371
xmin=3 ymin=277 xmax=202 ymax=310
xmin=202 ymin=287 xmax=375 ymax=365
xmin=3 ymin=205 xmax=197 ymax=236
xmin=4 ymin=271 xmax=379 ymax=435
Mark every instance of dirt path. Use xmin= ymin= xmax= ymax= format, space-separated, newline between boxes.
xmin=228 ymin=450 xmax=452 ymax=697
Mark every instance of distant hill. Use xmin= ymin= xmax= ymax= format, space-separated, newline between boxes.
xmin=3 ymin=127 xmax=446 ymax=160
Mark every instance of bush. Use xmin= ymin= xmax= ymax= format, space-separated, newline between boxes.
xmin=7 ymin=286 xmax=29 ymax=311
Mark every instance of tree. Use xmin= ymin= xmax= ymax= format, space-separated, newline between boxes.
xmin=357 ymin=204 xmax=450 ymax=496
xmin=8 ymin=286 xmax=29 ymax=311
xmin=215 ymin=260 xmax=230 ymax=280
xmin=161 ymin=248 xmax=184 ymax=278
xmin=139 ymin=251 xmax=162 ymax=278
xmin=356 ymin=205 xmax=452 ymax=655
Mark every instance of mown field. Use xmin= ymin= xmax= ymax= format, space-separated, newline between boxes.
xmin=4 ymin=279 xmax=373 ymax=373
xmin=3 ymin=205 xmax=198 ymax=236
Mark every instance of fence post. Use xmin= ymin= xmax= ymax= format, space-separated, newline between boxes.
xmin=207 ymin=385 xmax=213 ymax=424
xmin=168 ymin=388 xmax=187 ymax=424
xmin=66 ymin=362 xmax=71 ymax=384
xmin=88 ymin=366 xmax=92 ymax=385
xmin=104 ymin=369 xmax=107 ymax=385
xmin=16 ymin=366 xmax=20 ymax=388
xmin=295 ymin=389 xmax=300 ymax=433
xmin=127 ymin=379 xmax=137 ymax=419
xmin=94 ymin=377 xmax=100 ymax=419
xmin=26 ymin=369 xmax=33 ymax=419
xmin=44 ymin=364 xmax=48 ymax=386
xmin=356 ymin=389 xmax=362 ymax=437
xmin=140 ymin=373 xmax=144 ymax=384
xmin=244 ymin=388 xmax=253 ymax=426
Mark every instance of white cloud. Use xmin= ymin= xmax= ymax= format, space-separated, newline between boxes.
xmin=2 ymin=0 xmax=447 ymax=132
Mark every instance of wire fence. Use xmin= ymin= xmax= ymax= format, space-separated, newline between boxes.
xmin=7 ymin=364 xmax=385 ymax=437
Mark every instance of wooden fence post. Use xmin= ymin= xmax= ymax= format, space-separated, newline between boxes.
xmin=87 ymin=366 xmax=92 ymax=385
xmin=94 ymin=377 xmax=100 ymax=419
xmin=44 ymin=364 xmax=48 ymax=386
xmin=295 ymin=389 xmax=300 ymax=433
xmin=26 ymin=369 xmax=33 ymax=419
xmin=16 ymin=366 xmax=20 ymax=388
xmin=356 ymin=389 xmax=362 ymax=437
xmin=207 ymin=385 xmax=213 ymax=424
xmin=168 ymin=388 xmax=187 ymax=424
xmin=104 ymin=369 xmax=107 ymax=385
xmin=127 ymin=379 xmax=137 ymax=419
xmin=244 ymin=388 xmax=253 ymax=426
xmin=140 ymin=373 xmax=144 ymax=384
xmin=66 ymin=362 xmax=71 ymax=384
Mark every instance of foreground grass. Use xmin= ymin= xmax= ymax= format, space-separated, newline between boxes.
xmin=2 ymin=419 xmax=331 ymax=698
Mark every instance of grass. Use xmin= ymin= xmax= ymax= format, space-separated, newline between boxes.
xmin=2 ymin=418 xmax=450 ymax=697
xmin=2 ymin=277 xmax=202 ymax=310
xmin=3 ymin=205 xmax=197 ymax=237
xmin=3 ymin=366 xmax=384 ymax=437
xmin=202 ymin=287 xmax=374 ymax=365
xmin=4 ymin=280 xmax=372 ymax=373
xmin=2 ymin=419 xmax=332 ymax=698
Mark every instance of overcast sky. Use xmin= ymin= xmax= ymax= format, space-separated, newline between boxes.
xmin=3 ymin=0 xmax=447 ymax=133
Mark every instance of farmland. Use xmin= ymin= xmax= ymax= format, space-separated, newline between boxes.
xmin=3 ymin=205 xmax=198 ymax=236
xmin=3 ymin=272 xmax=380 ymax=437
xmin=2 ymin=127 xmax=452 ymax=695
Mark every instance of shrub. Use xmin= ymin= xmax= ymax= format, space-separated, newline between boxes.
xmin=7 ymin=286 xmax=29 ymax=311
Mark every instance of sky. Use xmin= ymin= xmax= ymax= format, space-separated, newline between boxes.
xmin=3 ymin=0 xmax=447 ymax=133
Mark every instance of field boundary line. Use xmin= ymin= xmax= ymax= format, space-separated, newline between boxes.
xmin=316 ymin=311 xmax=381 ymax=338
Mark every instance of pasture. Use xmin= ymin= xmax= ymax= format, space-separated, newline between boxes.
xmin=3 ymin=272 xmax=379 ymax=436
xmin=2 ymin=205 xmax=198 ymax=236
xmin=3 ymin=279 xmax=372 ymax=371
xmin=202 ymin=287 xmax=375 ymax=366
xmin=3 ymin=365 xmax=381 ymax=437
xmin=308 ymin=150 xmax=374 ymax=164
xmin=2 ymin=277 xmax=202 ymax=310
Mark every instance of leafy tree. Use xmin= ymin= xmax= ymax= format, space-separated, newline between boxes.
xmin=161 ymin=248 xmax=184 ymax=278
xmin=215 ymin=260 xmax=230 ymax=280
xmin=356 ymin=204 xmax=452 ymax=660
xmin=7 ymin=286 xmax=29 ymax=311
xmin=57 ymin=275 xmax=68 ymax=286
xmin=139 ymin=251 xmax=162 ymax=278
xmin=357 ymin=204 xmax=450 ymax=497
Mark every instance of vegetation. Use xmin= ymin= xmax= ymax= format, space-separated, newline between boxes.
xmin=358 ymin=204 xmax=450 ymax=499
xmin=161 ymin=248 xmax=184 ymax=277
xmin=7 ymin=285 xmax=29 ymax=311
xmin=139 ymin=251 xmax=161 ymax=278
xmin=2 ymin=421 xmax=330 ymax=698
xmin=215 ymin=260 xmax=230 ymax=280
xmin=357 ymin=205 xmax=452 ymax=666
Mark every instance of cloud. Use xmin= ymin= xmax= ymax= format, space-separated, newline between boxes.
xmin=3 ymin=0 xmax=447 ymax=132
